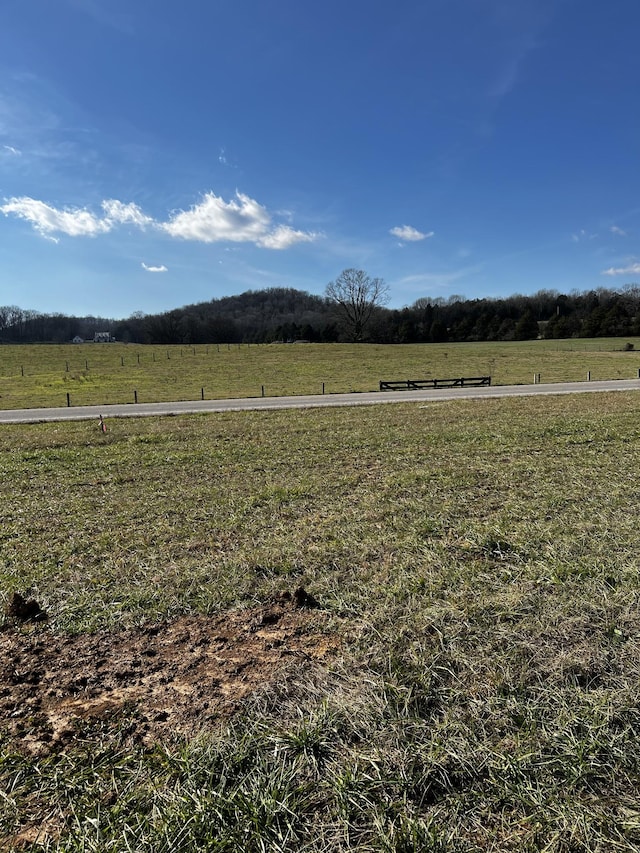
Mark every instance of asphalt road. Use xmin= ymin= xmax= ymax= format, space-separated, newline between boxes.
xmin=0 ymin=378 xmax=639 ymax=424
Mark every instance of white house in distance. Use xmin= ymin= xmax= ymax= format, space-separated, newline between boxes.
xmin=93 ymin=332 xmax=113 ymax=342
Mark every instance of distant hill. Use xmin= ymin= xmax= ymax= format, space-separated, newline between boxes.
xmin=2 ymin=284 xmax=640 ymax=344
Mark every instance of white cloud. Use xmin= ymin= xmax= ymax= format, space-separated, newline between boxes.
xmin=162 ymin=192 xmax=268 ymax=243
xmin=610 ymin=225 xmax=627 ymax=236
xmin=0 ymin=196 xmax=153 ymax=238
xmin=141 ymin=263 xmax=168 ymax=272
xmin=2 ymin=145 xmax=21 ymax=155
xmin=390 ymin=225 xmax=434 ymax=242
xmin=1 ymin=189 xmax=316 ymax=249
xmin=602 ymin=262 xmax=640 ymax=277
xmin=102 ymin=199 xmax=154 ymax=228
xmin=257 ymin=224 xmax=315 ymax=249
xmin=0 ymin=196 xmax=111 ymax=237
xmin=162 ymin=191 xmax=317 ymax=249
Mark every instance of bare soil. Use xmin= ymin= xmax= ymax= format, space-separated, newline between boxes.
xmin=0 ymin=592 xmax=338 ymax=756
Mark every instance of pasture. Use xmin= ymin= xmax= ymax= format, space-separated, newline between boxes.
xmin=1 ymin=338 xmax=640 ymax=409
xmin=2 ymin=388 xmax=640 ymax=850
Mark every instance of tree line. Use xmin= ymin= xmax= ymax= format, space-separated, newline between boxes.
xmin=2 ymin=281 xmax=640 ymax=345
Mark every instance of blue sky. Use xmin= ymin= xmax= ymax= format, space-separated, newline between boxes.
xmin=1 ymin=0 xmax=640 ymax=318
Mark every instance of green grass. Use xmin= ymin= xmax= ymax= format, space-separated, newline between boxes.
xmin=3 ymin=392 xmax=640 ymax=849
xmin=1 ymin=338 xmax=640 ymax=409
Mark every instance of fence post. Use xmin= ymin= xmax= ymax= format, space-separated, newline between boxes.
xmin=201 ymin=387 xmax=204 ymax=400
xmin=322 ymin=382 xmax=325 ymax=395
xmin=66 ymin=393 xmax=70 ymax=407
xmin=261 ymin=385 xmax=265 ymax=397
xmin=587 ymin=371 xmax=591 ymax=381
xmin=134 ymin=390 xmax=138 ymax=403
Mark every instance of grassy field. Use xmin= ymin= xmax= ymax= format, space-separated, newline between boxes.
xmin=2 ymin=390 xmax=640 ymax=850
xmin=1 ymin=338 xmax=640 ymax=409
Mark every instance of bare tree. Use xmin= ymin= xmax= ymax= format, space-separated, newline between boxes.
xmin=325 ymin=269 xmax=389 ymax=341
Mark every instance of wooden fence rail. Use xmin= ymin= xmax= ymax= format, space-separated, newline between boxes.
xmin=379 ymin=376 xmax=492 ymax=391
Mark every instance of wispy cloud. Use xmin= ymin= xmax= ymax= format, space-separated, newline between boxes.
xmin=571 ymin=229 xmax=598 ymax=242
xmin=217 ymin=146 xmax=239 ymax=169
xmin=141 ymin=263 xmax=168 ymax=273
xmin=602 ymin=262 xmax=640 ymax=277
xmin=485 ymin=1 xmax=554 ymax=102
xmin=0 ymin=190 xmax=317 ymax=249
xmin=488 ymin=33 xmax=538 ymax=100
xmin=397 ymin=263 xmax=482 ymax=291
xmin=65 ymin=0 xmax=134 ymax=35
xmin=390 ymin=225 xmax=434 ymax=242
xmin=610 ymin=225 xmax=627 ymax=236
xmin=2 ymin=145 xmax=21 ymax=155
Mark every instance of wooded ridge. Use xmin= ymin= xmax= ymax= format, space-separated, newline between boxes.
xmin=2 ymin=284 xmax=640 ymax=344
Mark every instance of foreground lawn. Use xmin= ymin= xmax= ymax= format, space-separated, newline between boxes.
xmin=1 ymin=392 xmax=640 ymax=850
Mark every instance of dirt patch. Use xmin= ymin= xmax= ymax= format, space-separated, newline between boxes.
xmin=0 ymin=592 xmax=338 ymax=755
xmin=5 ymin=592 xmax=48 ymax=623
